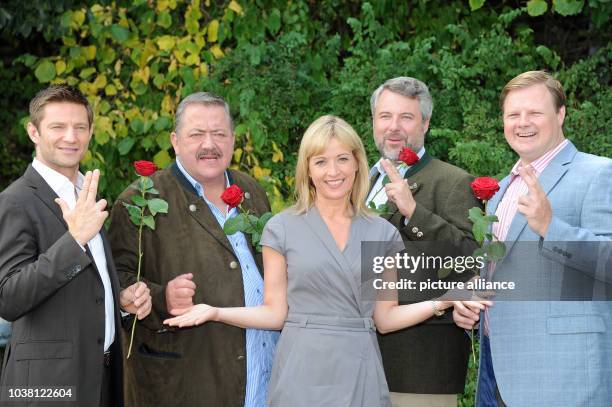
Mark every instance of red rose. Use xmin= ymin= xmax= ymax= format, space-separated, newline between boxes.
xmin=470 ymin=177 xmax=500 ymax=201
xmin=134 ymin=160 xmax=157 ymax=177
xmin=221 ymin=185 xmax=244 ymax=209
xmin=398 ymin=147 xmax=419 ymax=166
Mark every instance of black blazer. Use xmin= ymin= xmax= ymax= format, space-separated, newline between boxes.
xmin=0 ymin=165 xmax=124 ymax=407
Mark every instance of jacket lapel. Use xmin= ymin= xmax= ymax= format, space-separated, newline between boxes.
xmin=171 ymin=164 xmax=235 ymax=255
xmin=498 ymin=142 xmax=577 ymax=256
xmin=24 ymin=165 xmax=68 ymax=230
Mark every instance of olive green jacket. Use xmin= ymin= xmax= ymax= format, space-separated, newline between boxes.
xmin=374 ymin=153 xmax=482 ymax=394
xmin=108 ymin=163 xmax=271 ymax=407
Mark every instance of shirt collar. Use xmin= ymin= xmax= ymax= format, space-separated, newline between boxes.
xmin=175 ymin=157 xmax=230 ymax=198
xmin=372 ymin=146 xmax=426 ymax=176
xmin=32 ymin=158 xmax=84 ymax=195
xmin=510 ymin=139 xmax=569 ymax=177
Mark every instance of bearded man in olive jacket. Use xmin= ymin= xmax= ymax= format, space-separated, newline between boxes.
xmin=368 ymin=77 xmax=481 ymax=407
xmin=108 ymin=93 xmax=278 ymax=407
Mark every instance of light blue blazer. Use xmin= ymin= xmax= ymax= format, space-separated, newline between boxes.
xmin=480 ymin=141 xmax=612 ymax=406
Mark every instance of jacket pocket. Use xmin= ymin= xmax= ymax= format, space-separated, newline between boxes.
xmin=14 ymin=340 xmax=72 ymax=360
xmin=137 ymin=342 xmax=182 ymax=359
xmin=547 ymin=314 xmax=606 ymax=334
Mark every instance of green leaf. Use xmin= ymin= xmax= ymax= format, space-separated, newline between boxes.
xmin=266 ymin=8 xmax=281 ymax=34
xmin=224 ymin=215 xmax=246 ymax=235
xmin=157 ymin=11 xmax=172 ymax=28
xmin=34 ymin=59 xmax=56 ymax=83
xmin=79 ymin=67 xmax=96 ymax=79
xmin=251 ymin=231 xmax=261 ymax=246
xmin=130 ymin=118 xmax=144 ymax=134
xmin=147 ymin=198 xmax=169 ymax=215
xmin=128 ymin=213 xmax=141 ymax=226
xmin=247 ymin=214 xmax=259 ymax=230
xmin=368 ymin=201 xmax=377 ymax=209
xmin=139 ymin=176 xmax=154 ymax=190
xmin=468 ymin=207 xmax=485 ymax=223
xmin=258 ymin=212 xmax=273 ymax=229
xmin=553 ymin=0 xmax=584 ymax=16
xmin=437 ymin=266 xmax=453 ymax=279
xmin=118 ymin=137 xmax=136 ymax=155
xmin=110 ymin=24 xmax=130 ymax=43
xmin=473 ymin=247 xmax=487 ymax=259
xmin=122 ymin=202 xmax=143 ymax=226
xmin=131 ymin=194 xmax=148 ymax=207
xmin=147 ymin=188 xmax=160 ymax=195
xmin=469 ymin=0 xmax=486 ymax=11
xmin=143 ymin=215 xmax=156 ymax=230
xmin=472 ymin=218 xmax=488 ymax=246
xmin=154 ymin=116 xmax=173 ymax=131
xmin=527 ymin=0 xmax=548 ymax=16
xmin=486 ymin=241 xmax=506 ymax=261
xmin=153 ymin=149 xmax=172 ymax=169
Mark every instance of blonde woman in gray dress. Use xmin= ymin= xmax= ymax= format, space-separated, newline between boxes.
xmin=165 ymin=115 xmax=461 ymax=406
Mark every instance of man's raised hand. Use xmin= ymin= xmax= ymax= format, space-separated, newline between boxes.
xmin=55 ymin=169 xmax=108 ymax=246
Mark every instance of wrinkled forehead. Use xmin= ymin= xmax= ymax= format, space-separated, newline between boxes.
xmin=180 ymin=104 xmax=232 ymax=132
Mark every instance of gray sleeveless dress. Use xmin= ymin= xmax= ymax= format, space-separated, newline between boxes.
xmin=260 ymin=207 xmax=404 ymax=407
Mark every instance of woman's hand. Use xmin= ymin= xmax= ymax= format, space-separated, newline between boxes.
xmin=163 ymin=304 xmax=219 ymax=327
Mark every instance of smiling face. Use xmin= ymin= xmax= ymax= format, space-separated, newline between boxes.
xmin=373 ymin=89 xmax=429 ymax=160
xmin=308 ymin=137 xmax=358 ymax=204
xmin=171 ymin=103 xmax=234 ymax=187
xmin=27 ymin=102 xmax=92 ymax=180
xmin=503 ymin=84 xmax=565 ymax=164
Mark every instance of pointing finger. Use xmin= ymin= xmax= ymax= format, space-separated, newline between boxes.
xmin=380 ymin=159 xmax=403 ymax=183
xmin=519 ymin=166 xmax=542 ymax=196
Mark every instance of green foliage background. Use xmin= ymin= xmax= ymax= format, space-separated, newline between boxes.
xmin=0 ymin=0 xmax=610 ymax=403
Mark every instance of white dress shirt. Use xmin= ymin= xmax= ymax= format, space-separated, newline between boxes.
xmin=32 ymin=159 xmax=115 ymax=351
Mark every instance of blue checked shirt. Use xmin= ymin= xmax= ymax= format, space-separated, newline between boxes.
xmin=176 ymin=159 xmax=279 ymax=407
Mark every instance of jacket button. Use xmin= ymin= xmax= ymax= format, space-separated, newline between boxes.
xmin=97 ymin=338 xmax=103 ymax=345
xmin=244 ymin=192 xmax=251 ymax=199
xmin=417 ymin=231 xmax=423 ymax=238
xmin=237 ymin=355 xmax=245 ymax=360
xmin=412 ymin=227 xmax=419 ymax=233
xmin=96 ymin=297 xmax=103 ymax=305
xmin=229 ymin=261 xmax=238 ymax=269
xmin=189 ymin=204 xmax=197 ymax=212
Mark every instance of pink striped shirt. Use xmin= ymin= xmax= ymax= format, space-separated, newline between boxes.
xmin=492 ymin=139 xmax=569 ymax=242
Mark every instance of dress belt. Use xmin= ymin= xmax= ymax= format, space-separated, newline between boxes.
xmin=284 ymin=313 xmax=375 ymax=331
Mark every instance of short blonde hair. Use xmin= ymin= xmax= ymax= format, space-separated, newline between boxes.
xmin=500 ymin=70 xmax=566 ymax=112
xmin=293 ymin=115 xmax=372 ymax=217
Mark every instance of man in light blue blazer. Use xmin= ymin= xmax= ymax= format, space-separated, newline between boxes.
xmin=453 ymin=71 xmax=612 ymax=406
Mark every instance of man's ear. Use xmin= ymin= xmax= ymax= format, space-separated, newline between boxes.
xmin=27 ymin=122 xmax=40 ymax=145
xmin=422 ymin=118 xmax=431 ymax=135
xmin=170 ymin=131 xmax=179 ymax=155
xmin=557 ymin=105 xmax=566 ymax=127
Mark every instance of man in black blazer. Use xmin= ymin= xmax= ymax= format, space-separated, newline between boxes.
xmin=0 ymin=85 xmax=152 ymax=406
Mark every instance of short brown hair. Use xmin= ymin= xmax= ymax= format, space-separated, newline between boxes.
xmin=29 ymin=85 xmax=93 ymax=128
xmin=500 ymin=70 xmax=566 ymax=112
